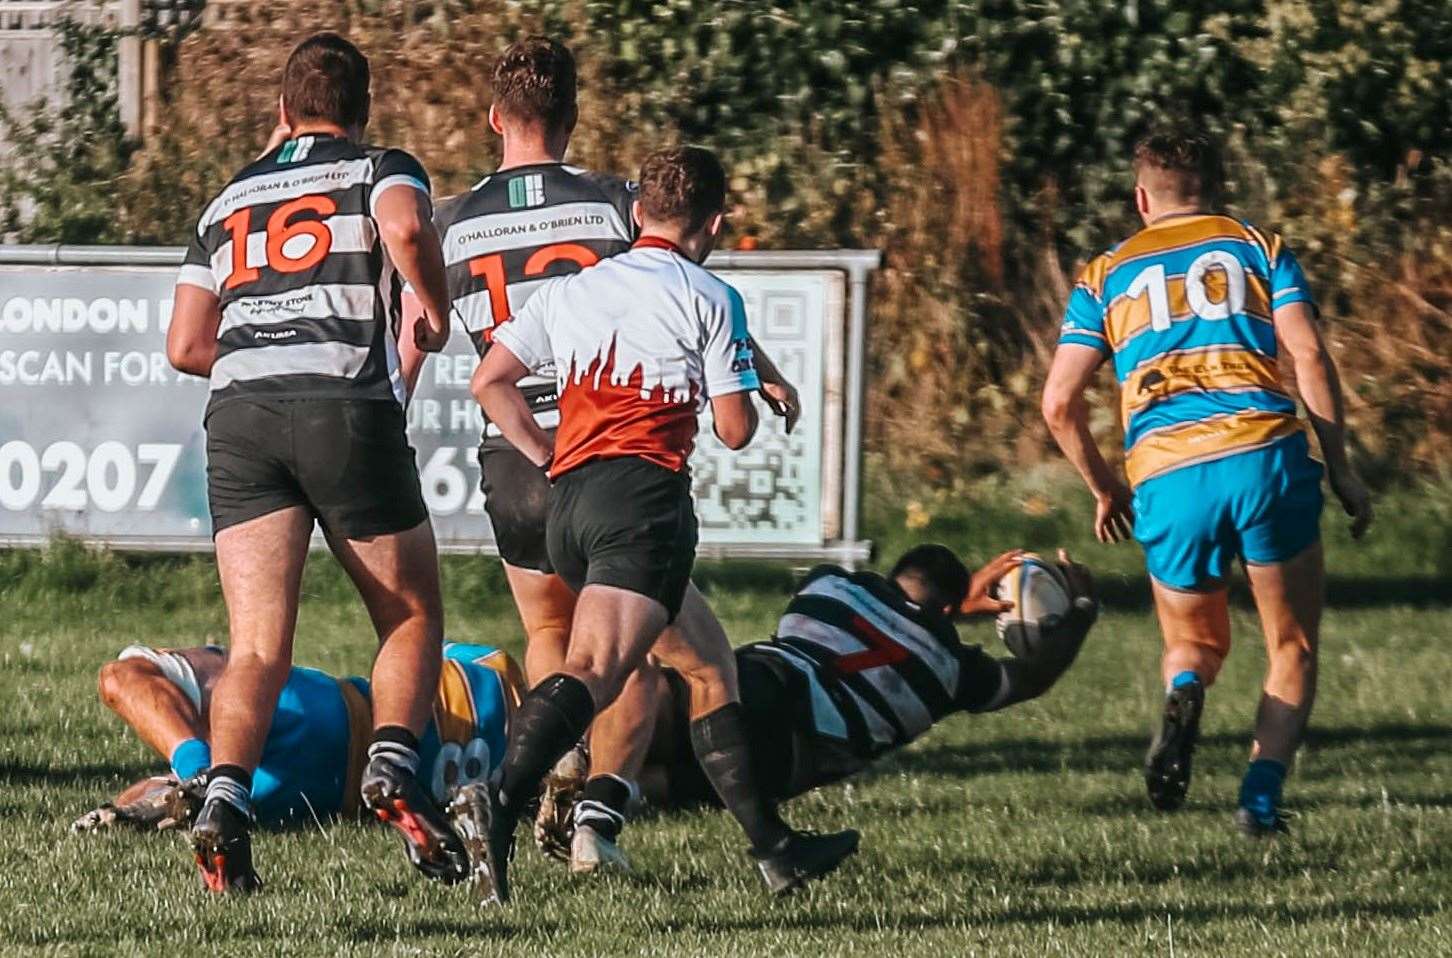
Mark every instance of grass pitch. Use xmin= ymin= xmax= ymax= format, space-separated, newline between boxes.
xmin=0 ymin=481 xmax=1448 ymax=955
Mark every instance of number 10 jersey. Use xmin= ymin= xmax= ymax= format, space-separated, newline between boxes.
xmin=433 ymin=162 xmax=638 ymax=445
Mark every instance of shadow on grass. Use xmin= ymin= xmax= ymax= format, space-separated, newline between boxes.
xmin=871 ymin=722 xmax=1452 ymax=781
xmin=1095 ymin=575 xmax=1452 ymax=612
xmin=673 ymin=897 xmax=1444 ymax=935
xmin=350 ymin=918 xmax=556 ymax=942
xmin=0 ymin=759 xmax=152 ymax=787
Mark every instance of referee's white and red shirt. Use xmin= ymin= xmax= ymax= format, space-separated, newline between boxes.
xmin=490 ymin=236 xmax=761 ymax=479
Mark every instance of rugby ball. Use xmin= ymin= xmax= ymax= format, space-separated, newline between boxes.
xmin=993 ymin=553 xmax=1073 ymax=659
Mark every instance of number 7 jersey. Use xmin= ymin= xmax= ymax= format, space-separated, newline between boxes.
xmin=432 ymin=163 xmax=638 ymax=444
xmin=1058 ymin=213 xmax=1316 ymax=488
xmin=177 ymin=134 xmax=433 ymax=411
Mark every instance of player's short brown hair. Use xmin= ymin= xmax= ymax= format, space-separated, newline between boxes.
xmin=638 ymin=146 xmax=727 ymax=233
xmin=282 ymin=33 xmax=371 ymax=129
xmin=491 ymin=36 xmax=577 ymax=134
xmin=1133 ymin=126 xmax=1223 ymax=204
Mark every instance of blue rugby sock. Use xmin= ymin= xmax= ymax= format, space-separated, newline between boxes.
xmin=1170 ymin=670 xmax=1202 ymax=691
xmin=1238 ymin=759 xmax=1287 ymax=823
xmin=170 ymin=737 xmax=211 ymax=781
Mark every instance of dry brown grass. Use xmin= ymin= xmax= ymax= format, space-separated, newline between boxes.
xmin=110 ymin=4 xmax=1452 ymax=485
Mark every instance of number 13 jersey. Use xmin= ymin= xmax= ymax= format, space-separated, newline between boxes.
xmin=177 ymin=133 xmax=433 ymax=412
xmin=433 ymin=163 xmax=639 ymax=445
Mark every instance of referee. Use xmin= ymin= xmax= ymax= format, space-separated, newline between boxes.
xmin=470 ymin=146 xmax=858 ymax=902
xmin=402 ymin=36 xmax=802 ymax=873
xmin=167 ymin=34 xmax=465 ymax=892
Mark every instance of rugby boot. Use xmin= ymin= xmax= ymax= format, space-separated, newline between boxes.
xmin=752 ymin=828 xmax=860 ymax=896
xmin=534 ymin=742 xmax=589 ymax=862
xmin=72 ymin=776 xmax=178 ymax=833
xmin=570 ymin=821 xmax=631 ymax=875
xmin=361 ymin=755 xmax=469 ymax=884
xmin=191 ymin=798 xmax=262 ymax=894
xmin=1234 ymin=805 xmax=1291 ymax=838
xmin=1144 ymin=678 xmax=1204 ymax=811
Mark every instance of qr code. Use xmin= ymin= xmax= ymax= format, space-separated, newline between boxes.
xmin=691 ymin=282 xmax=821 ymax=540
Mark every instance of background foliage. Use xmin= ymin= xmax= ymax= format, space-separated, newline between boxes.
xmin=3 ymin=0 xmax=1449 ymax=485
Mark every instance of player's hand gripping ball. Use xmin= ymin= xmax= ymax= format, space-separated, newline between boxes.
xmin=991 ymin=553 xmax=1073 ymax=660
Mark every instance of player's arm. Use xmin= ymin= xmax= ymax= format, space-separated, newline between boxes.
xmin=1042 ymin=344 xmax=1133 ymax=543
xmin=966 ymin=556 xmax=1098 ymax=712
xmin=710 ymin=391 xmax=759 ymax=449
xmin=472 ymin=331 xmax=554 ymax=468
xmin=706 ymin=284 xmax=763 ymax=449
xmin=166 ymin=284 xmax=222 ymax=377
xmin=168 ymin=227 xmax=223 ymax=377
xmin=748 ymin=335 xmax=800 ymax=434
xmin=373 ymin=161 xmax=449 ymax=354
xmin=1275 ymin=301 xmax=1373 ymax=538
xmin=397 ymin=287 xmax=430 ymax=401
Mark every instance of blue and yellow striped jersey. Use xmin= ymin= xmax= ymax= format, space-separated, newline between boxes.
xmin=1058 ymin=213 xmax=1315 ymax=487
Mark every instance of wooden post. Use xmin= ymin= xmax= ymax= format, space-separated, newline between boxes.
xmin=116 ymin=0 xmax=142 ymax=137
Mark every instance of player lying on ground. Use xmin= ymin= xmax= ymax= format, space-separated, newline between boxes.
xmin=397 ymin=37 xmax=802 ymax=856
xmin=1041 ymin=125 xmax=1373 ymax=836
xmin=167 ymin=32 xmax=459 ymax=893
xmin=473 ymin=145 xmax=855 ymax=900
xmin=75 ymin=642 xmax=523 ymax=879
xmin=532 ymin=546 xmax=1098 ymax=865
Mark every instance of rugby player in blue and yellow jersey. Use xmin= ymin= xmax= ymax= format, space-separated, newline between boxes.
xmin=75 ymin=642 xmax=523 ymax=881
xmin=1042 ymin=126 xmax=1373 ymax=836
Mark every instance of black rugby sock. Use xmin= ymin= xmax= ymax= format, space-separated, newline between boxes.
xmin=204 ymin=764 xmax=253 ymax=817
xmin=689 ymin=703 xmax=790 ymax=855
xmin=368 ymin=725 xmax=422 ymax=775
xmin=576 ymin=774 xmax=632 ymax=842
xmin=496 ymin=674 xmax=596 ymax=818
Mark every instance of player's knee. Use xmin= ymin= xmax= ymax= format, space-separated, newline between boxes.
xmin=98 ymin=657 xmax=160 ymax=712
xmin=96 ymin=660 xmax=129 ymax=711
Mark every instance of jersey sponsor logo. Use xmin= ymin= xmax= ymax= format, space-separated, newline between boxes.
xmin=198 ymin=158 xmax=374 ymax=234
xmin=508 ymin=173 xmax=545 ymax=209
xmin=276 ymin=136 xmax=316 ymax=164
xmin=444 ymin=202 xmax=631 ymax=264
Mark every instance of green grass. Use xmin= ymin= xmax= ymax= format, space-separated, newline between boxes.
xmin=0 ymin=478 xmax=1449 ymax=955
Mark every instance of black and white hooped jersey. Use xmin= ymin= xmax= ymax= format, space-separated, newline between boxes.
xmin=432 ymin=163 xmax=637 ymax=437
xmin=176 ymin=134 xmax=432 ymax=410
xmin=747 ymin=566 xmax=1008 ymax=759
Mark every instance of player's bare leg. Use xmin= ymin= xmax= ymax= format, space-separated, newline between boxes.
xmin=194 ymin=506 xmax=312 ymax=893
xmin=328 ymin=520 xmax=467 ymax=882
xmin=98 ymin=655 xmax=211 ymax=761
xmin=478 ymin=583 xmax=666 ymax=902
xmin=1144 ymin=580 xmax=1231 ymax=812
xmin=504 ymin=564 xmax=577 ymax=684
xmin=1238 ymin=542 xmax=1324 ymax=835
xmin=560 ymin=660 xmax=666 ymax=871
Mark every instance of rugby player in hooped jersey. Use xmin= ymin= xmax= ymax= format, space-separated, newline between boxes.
xmin=468 ymin=146 xmax=857 ymax=900
xmin=538 ymin=547 xmax=1098 ymax=854
xmin=400 ymin=36 xmax=804 ymax=876
xmin=166 ymin=33 xmax=465 ymax=892
xmin=1042 ymin=126 xmax=1373 ymax=835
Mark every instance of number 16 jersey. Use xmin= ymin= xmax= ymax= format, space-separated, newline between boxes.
xmin=177 ymin=134 xmax=433 ymax=412
xmin=433 ymin=163 xmax=638 ymax=446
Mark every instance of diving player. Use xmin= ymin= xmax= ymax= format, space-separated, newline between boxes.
xmin=76 ymin=642 xmax=523 ymax=882
xmin=1041 ymin=125 xmax=1373 ymax=835
xmin=534 ymin=547 xmax=1097 ymax=861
